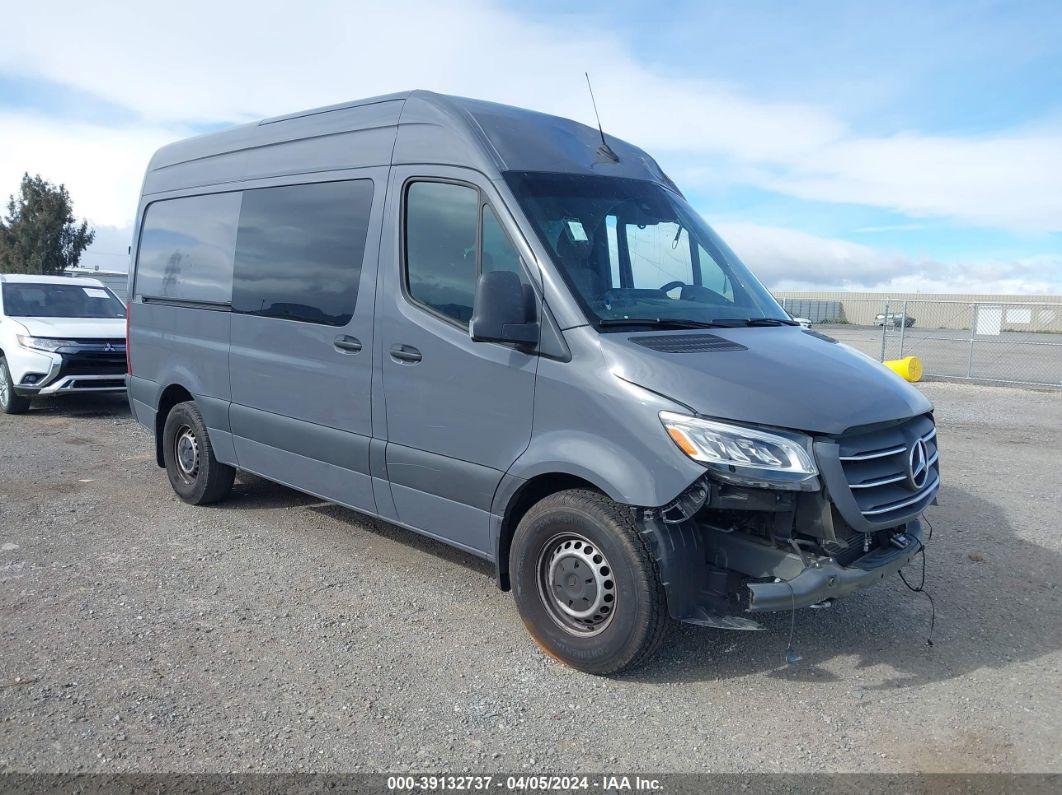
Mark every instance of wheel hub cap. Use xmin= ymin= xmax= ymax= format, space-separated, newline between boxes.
xmin=552 ymin=556 xmax=599 ymax=612
xmin=538 ymin=533 xmax=616 ymax=635
xmin=175 ymin=427 xmax=199 ymax=478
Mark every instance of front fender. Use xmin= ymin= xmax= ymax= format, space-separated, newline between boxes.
xmin=506 ymin=429 xmax=701 ymax=507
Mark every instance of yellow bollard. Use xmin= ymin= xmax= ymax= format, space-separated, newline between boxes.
xmin=883 ymin=355 xmax=923 ymax=382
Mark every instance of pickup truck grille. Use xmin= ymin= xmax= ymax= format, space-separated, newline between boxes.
xmin=816 ymin=414 xmax=940 ymax=532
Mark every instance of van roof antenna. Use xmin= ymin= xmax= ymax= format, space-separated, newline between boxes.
xmin=585 ymin=72 xmax=620 ymax=163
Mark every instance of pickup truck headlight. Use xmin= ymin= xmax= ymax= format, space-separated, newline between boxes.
xmin=660 ymin=411 xmax=818 ymax=490
xmin=16 ymin=335 xmax=71 ymax=353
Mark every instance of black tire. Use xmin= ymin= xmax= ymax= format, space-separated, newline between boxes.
xmin=0 ymin=357 xmax=31 ymax=415
xmin=510 ymin=489 xmax=669 ymax=675
xmin=162 ymin=401 xmax=235 ymax=505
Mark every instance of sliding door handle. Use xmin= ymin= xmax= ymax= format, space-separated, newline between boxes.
xmin=389 ymin=344 xmax=422 ymax=364
xmin=334 ymin=335 xmax=362 ymax=354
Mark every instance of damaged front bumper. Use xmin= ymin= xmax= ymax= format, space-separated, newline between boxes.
xmin=641 ymin=510 xmax=926 ymax=628
xmin=746 ymin=519 xmax=924 ymax=612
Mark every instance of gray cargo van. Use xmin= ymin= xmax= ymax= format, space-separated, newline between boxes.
xmin=127 ymin=91 xmax=939 ymax=674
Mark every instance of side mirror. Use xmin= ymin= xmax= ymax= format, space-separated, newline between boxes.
xmin=470 ymin=271 xmax=539 ymax=346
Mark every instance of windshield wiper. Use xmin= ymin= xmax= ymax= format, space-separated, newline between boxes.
xmin=598 ymin=318 xmax=726 ymax=329
xmin=708 ymin=317 xmax=799 ymax=327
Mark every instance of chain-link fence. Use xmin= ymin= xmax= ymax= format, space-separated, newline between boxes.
xmin=780 ymin=297 xmax=1062 ymax=389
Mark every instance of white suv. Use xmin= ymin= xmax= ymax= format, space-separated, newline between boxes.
xmin=0 ymin=274 xmax=127 ymax=414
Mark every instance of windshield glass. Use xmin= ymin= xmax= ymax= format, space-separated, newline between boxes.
xmin=504 ymin=172 xmax=788 ymax=328
xmin=2 ymin=282 xmax=126 ymax=318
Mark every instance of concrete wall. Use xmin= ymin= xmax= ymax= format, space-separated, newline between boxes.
xmin=775 ymin=292 xmax=1062 ymax=332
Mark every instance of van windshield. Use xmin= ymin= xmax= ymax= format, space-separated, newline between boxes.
xmin=503 ymin=172 xmax=789 ymax=329
xmin=1 ymin=282 xmax=126 ymax=318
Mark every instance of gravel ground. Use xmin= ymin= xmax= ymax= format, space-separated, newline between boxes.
xmin=0 ymin=382 xmax=1059 ymax=773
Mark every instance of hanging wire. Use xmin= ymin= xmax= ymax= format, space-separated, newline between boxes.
xmin=784 ymin=581 xmax=801 ymax=665
xmin=898 ymin=516 xmax=936 ymax=646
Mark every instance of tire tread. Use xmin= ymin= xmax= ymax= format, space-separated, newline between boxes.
xmin=516 ymin=488 xmax=670 ymax=674
xmin=163 ymin=401 xmax=235 ymax=505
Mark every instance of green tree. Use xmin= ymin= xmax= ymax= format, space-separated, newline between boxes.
xmin=0 ymin=173 xmax=95 ymax=275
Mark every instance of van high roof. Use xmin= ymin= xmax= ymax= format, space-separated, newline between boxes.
xmin=143 ymin=90 xmax=677 ymax=197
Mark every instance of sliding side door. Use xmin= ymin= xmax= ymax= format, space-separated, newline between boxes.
xmin=228 ymin=173 xmax=383 ymax=512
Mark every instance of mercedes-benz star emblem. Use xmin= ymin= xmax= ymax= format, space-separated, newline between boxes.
xmin=907 ymin=438 xmax=929 ymax=490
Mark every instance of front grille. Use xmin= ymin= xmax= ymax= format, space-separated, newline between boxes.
xmin=58 ymin=350 xmax=127 ymax=376
xmin=816 ymin=414 xmax=940 ymax=532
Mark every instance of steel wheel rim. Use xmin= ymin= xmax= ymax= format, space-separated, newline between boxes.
xmin=173 ymin=425 xmax=200 ymax=483
xmin=536 ymin=531 xmax=617 ymax=637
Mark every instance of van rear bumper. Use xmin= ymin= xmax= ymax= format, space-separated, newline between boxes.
xmin=745 ymin=519 xmax=925 ymax=612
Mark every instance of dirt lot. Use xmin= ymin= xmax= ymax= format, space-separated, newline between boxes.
xmin=0 ymin=383 xmax=1059 ymax=773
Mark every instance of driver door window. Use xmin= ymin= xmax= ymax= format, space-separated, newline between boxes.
xmin=405 ymin=181 xmax=479 ymax=325
xmin=404 ymin=181 xmax=533 ymax=327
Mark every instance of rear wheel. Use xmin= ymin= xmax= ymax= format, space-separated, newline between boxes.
xmin=510 ymin=489 xmax=669 ymax=675
xmin=0 ymin=357 xmax=31 ymax=415
xmin=162 ymin=401 xmax=235 ymax=505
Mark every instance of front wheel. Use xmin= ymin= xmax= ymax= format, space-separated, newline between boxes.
xmin=162 ymin=401 xmax=235 ymax=505
xmin=510 ymin=489 xmax=669 ymax=675
xmin=0 ymin=357 xmax=31 ymax=415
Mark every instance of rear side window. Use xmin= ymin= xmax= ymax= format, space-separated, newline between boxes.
xmin=134 ymin=192 xmax=241 ymax=304
xmin=404 ymin=181 xmax=479 ymax=325
xmin=232 ymin=180 xmax=374 ymax=326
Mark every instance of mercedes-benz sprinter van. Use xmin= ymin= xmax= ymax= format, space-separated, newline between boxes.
xmin=127 ymin=91 xmax=939 ymax=674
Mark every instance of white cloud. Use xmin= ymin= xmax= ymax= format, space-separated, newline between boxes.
xmin=718 ymin=221 xmax=1062 ymax=294
xmin=2 ymin=0 xmax=1061 ymax=234
xmin=764 ymin=130 xmax=1062 ymax=232
xmin=0 ymin=112 xmax=188 ymax=227
xmin=80 ymin=224 xmax=134 ymax=271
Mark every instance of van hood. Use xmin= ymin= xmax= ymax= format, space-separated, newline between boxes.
xmin=12 ymin=317 xmax=126 ymax=339
xmin=601 ymin=326 xmax=932 ymax=436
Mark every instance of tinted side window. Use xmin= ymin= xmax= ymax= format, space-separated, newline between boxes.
xmin=232 ymin=180 xmax=374 ymax=326
xmin=135 ymin=192 xmax=241 ymax=304
xmin=405 ymin=181 xmax=479 ymax=325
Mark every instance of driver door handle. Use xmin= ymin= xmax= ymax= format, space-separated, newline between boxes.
xmin=389 ymin=344 xmax=422 ymax=364
xmin=334 ymin=335 xmax=362 ymax=353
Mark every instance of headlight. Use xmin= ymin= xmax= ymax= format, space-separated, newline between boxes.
xmin=16 ymin=335 xmax=71 ymax=353
xmin=660 ymin=411 xmax=818 ymax=490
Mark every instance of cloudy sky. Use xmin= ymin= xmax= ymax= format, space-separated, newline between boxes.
xmin=1 ymin=0 xmax=1059 ymax=293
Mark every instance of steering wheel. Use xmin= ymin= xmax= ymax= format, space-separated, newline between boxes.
xmin=659 ymin=280 xmax=686 ymax=294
